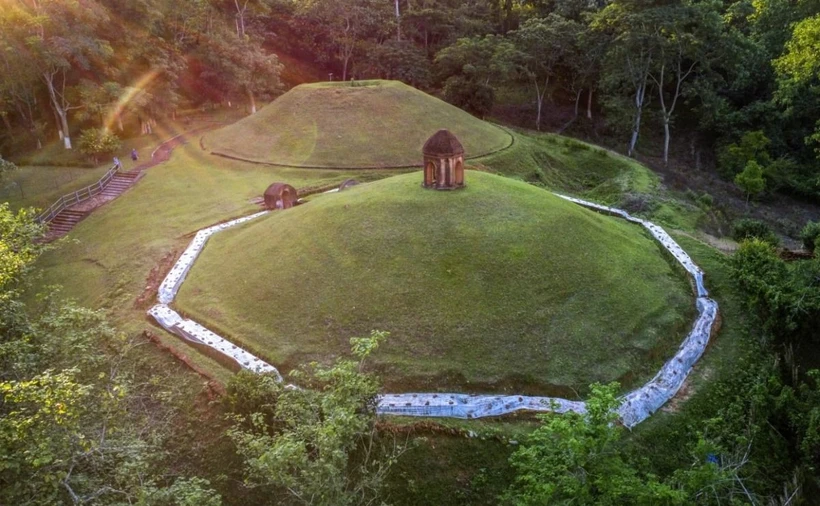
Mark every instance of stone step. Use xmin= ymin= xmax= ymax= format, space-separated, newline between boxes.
xmin=101 ymin=187 xmax=130 ymax=194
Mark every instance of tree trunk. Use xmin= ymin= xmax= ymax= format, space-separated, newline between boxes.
xmin=141 ymin=118 xmax=153 ymax=135
xmin=587 ymin=89 xmax=593 ymax=120
xmin=395 ymin=0 xmax=401 ymax=41
xmin=559 ymin=89 xmax=583 ymax=134
xmin=662 ymin=116 xmax=671 ymax=166
xmin=574 ymin=89 xmax=582 ymax=119
xmin=117 ymin=114 xmax=123 ymax=132
xmin=343 ymin=56 xmax=349 ymax=81
xmin=44 ymin=73 xmax=71 ymax=149
xmin=1 ymin=113 xmax=12 ymax=135
xmin=234 ymin=0 xmax=246 ymax=38
xmin=627 ymin=81 xmax=647 ymax=157
xmin=248 ymin=89 xmax=257 ymax=114
xmin=56 ymin=110 xmax=71 ymax=149
xmin=51 ymin=107 xmax=64 ymax=140
xmin=534 ymin=76 xmax=549 ymax=131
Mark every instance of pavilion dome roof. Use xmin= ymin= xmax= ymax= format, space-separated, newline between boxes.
xmin=423 ymin=129 xmax=465 ymax=156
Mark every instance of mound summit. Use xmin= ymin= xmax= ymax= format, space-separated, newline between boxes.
xmin=202 ymin=80 xmax=513 ymax=168
xmin=177 ymin=172 xmax=694 ymax=394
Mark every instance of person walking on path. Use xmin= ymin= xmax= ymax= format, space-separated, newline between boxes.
xmin=131 ymin=148 xmax=139 ymax=162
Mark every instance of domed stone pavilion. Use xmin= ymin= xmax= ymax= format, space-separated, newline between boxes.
xmin=263 ymin=183 xmax=298 ymax=210
xmin=422 ymin=129 xmax=465 ymax=190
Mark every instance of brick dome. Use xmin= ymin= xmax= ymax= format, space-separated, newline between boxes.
xmin=423 ymin=129 xmax=465 ymax=157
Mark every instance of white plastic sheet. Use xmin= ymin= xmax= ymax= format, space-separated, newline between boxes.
xmin=147 ymin=192 xmax=718 ymax=428
xmin=149 ymin=210 xmax=279 ymax=377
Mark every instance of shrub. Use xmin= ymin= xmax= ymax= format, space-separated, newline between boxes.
xmin=732 ymin=218 xmax=779 ymax=246
xmin=800 ymin=221 xmax=820 ymax=252
xmin=0 ymin=154 xmax=16 ymax=176
xmin=443 ymin=76 xmax=494 ymax=118
xmin=696 ymin=192 xmax=714 ymax=210
xmin=78 ymin=128 xmax=121 ymax=164
xmin=718 ymin=130 xmax=771 ymax=178
xmin=735 ymin=160 xmax=766 ymax=203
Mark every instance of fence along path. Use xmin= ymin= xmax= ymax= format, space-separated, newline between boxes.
xmin=37 ymin=130 xmax=203 ymax=242
xmin=147 ymin=190 xmax=720 ymax=428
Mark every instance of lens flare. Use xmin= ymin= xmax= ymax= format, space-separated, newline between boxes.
xmin=104 ymin=69 xmax=160 ymax=132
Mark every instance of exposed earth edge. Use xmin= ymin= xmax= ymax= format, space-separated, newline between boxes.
xmin=147 ymin=187 xmax=719 ymax=428
xmin=201 ymin=126 xmax=516 ymax=170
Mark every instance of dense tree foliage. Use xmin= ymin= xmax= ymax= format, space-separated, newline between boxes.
xmin=0 ymin=205 xmax=223 ymax=505
xmin=226 ymin=331 xmax=406 ymax=506
xmin=0 ymin=0 xmax=283 ymax=155
xmin=3 ymin=0 xmax=818 ymax=202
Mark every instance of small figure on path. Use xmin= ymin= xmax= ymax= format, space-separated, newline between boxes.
xmin=131 ymin=148 xmax=138 ymax=162
xmin=113 ymin=157 xmax=121 ymax=170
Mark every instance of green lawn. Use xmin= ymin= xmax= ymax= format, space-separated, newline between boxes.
xmin=382 ymin=233 xmax=747 ymax=505
xmin=203 ymin=80 xmax=513 ymax=168
xmin=28 ymin=112 xmax=701 ymax=396
xmin=31 ymin=142 xmax=397 ymax=382
xmin=474 ymin=129 xmax=657 ymax=197
xmin=177 ymin=171 xmax=695 ymax=395
xmin=2 ymin=113 xmax=245 ymax=212
xmin=1 ymin=165 xmax=112 ymax=211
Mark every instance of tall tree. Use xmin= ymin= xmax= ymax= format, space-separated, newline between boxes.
xmin=775 ymin=14 xmax=820 ymax=159
xmin=297 ymin=0 xmax=394 ymax=81
xmin=511 ymin=14 xmax=578 ymax=131
xmin=649 ymin=1 xmax=723 ymax=165
xmin=504 ymin=382 xmax=753 ymax=505
xmin=595 ymin=0 xmax=666 ymax=157
xmin=227 ymin=331 xmax=406 ymax=506
xmin=6 ymin=1 xmax=113 ymax=150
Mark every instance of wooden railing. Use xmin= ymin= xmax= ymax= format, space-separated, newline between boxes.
xmin=36 ymin=163 xmax=120 ymax=224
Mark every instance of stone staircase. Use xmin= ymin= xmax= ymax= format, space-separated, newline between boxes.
xmin=44 ymin=170 xmax=143 ymax=241
xmin=99 ymin=171 xmax=141 ymax=199
xmin=45 ymin=209 xmax=90 ymax=240
xmin=40 ymin=126 xmax=218 ymax=242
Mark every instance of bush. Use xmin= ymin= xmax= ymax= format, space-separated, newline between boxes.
xmin=800 ymin=221 xmax=820 ymax=252
xmin=78 ymin=128 xmax=121 ymax=164
xmin=718 ymin=130 xmax=771 ymax=179
xmin=696 ymin=192 xmax=714 ymax=210
xmin=732 ymin=218 xmax=779 ymax=246
xmin=735 ymin=160 xmax=766 ymax=202
xmin=0 ymin=154 xmax=17 ymax=176
xmin=443 ymin=76 xmax=494 ymax=118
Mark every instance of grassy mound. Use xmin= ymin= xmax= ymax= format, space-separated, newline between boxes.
xmin=177 ymin=171 xmax=694 ymax=395
xmin=202 ymin=80 xmax=512 ymax=168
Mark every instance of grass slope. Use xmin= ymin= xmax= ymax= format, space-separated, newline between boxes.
xmin=203 ymin=80 xmax=512 ymax=168
xmin=177 ymin=171 xmax=694 ymax=394
xmin=30 ymin=140 xmax=399 ymax=383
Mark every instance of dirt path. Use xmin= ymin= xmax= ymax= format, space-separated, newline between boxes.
xmin=68 ymin=125 xmax=219 ymax=214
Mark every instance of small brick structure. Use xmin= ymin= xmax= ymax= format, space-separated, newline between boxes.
xmin=263 ymin=183 xmax=298 ymax=210
xmin=422 ymin=129 xmax=465 ymax=190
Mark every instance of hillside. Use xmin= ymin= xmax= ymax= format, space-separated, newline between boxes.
xmin=202 ymin=80 xmax=513 ymax=168
xmin=176 ymin=171 xmax=695 ymax=394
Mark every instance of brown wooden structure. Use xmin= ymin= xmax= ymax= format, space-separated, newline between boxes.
xmin=263 ymin=183 xmax=298 ymax=210
xmin=422 ymin=129 xmax=465 ymax=190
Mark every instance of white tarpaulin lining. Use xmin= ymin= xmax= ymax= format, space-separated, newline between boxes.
xmin=147 ymin=193 xmax=718 ymax=428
